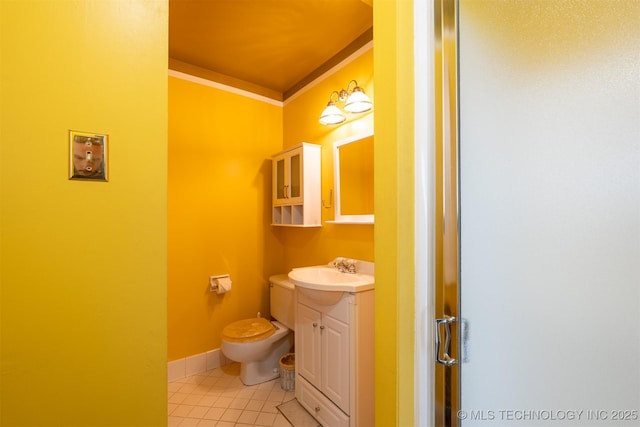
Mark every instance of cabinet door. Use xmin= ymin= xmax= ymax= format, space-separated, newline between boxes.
xmin=273 ymin=155 xmax=287 ymax=205
xmin=321 ymin=314 xmax=350 ymax=414
xmin=288 ymin=150 xmax=302 ymax=202
xmin=297 ymin=304 xmax=322 ymax=386
xmin=272 ymin=147 xmax=304 ymax=206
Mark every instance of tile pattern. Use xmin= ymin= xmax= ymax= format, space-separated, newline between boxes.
xmin=168 ymin=363 xmax=294 ymax=427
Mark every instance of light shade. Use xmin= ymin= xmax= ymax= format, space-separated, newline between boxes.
xmin=344 ymin=87 xmax=373 ymax=113
xmin=319 ymin=103 xmax=346 ymax=125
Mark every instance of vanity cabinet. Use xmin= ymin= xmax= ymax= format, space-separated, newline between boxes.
xmin=271 ymin=143 xmax=321 ymax=227
xmin=295 ymin=289 xmax=374 ymax=427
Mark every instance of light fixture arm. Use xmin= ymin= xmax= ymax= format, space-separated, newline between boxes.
xmin=328 ymin=90 xmax=341 ymax=104
xmin=338 ymin=80 xmax=359 ymax=101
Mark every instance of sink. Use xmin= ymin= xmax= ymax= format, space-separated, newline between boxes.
xmin=288 ymin=265 xmax=374 ymax=305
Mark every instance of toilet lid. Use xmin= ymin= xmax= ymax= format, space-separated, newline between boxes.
xmin=222 ymin=317 xmax=275 ymax=343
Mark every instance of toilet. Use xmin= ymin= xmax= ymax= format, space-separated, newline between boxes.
xmin=221 ymin=274 xmax=295 ymax=385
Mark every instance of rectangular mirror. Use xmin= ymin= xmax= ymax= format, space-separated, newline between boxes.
xmin=328 ymin=130 xmax=374 ymax=224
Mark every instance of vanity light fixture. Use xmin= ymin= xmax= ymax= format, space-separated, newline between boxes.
xmin=319 ymin=80 xmax=373 ymax=125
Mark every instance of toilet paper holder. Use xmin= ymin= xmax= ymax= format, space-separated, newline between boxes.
xmin=209 ymin=274 xmax=231 ymax=293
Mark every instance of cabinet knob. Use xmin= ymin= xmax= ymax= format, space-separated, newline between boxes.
xmin=312 ymin=322 xmax=318 ymax=327
xmin=315 ymin=406 xmax=320 ymax=412
xmin=320 ymin=325 xmax=325 ymax=330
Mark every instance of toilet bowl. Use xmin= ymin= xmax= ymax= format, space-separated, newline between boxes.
xmin=220 ymin=274 xmax=295 ymax=385
xmin=221 ymin=319 xmax=291 ymax=385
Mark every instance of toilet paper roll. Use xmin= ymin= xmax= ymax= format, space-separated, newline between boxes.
xmin=216 ymin=277 xmax=232 ymax=294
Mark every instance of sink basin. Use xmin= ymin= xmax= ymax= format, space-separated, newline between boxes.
xmin=288 ymin=266 xmax=374 ymax=305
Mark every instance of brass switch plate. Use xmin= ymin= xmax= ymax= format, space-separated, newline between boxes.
xmin=69 ymin=130 xmax=108 ymax=181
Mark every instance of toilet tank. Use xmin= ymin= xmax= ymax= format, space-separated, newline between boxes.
xmin=269 ymin=274 xmax=295 ymax=331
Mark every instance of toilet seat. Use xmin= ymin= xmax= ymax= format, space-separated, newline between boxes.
xmin=222 ymin=317 xmax=275 ymax=343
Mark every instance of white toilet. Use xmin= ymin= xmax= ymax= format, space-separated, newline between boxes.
xmin=221 ymin=274 xmax=295 ymax=385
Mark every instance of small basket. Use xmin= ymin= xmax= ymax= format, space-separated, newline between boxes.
xmin=278 ymin=353 xmax=295 ymax=391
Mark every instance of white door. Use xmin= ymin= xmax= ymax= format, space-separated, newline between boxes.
xmin=455 ymin=1 xmax=640 ymax=426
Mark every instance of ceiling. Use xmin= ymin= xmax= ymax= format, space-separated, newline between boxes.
xmin=169 ymin=0 xmax=373 ymax=101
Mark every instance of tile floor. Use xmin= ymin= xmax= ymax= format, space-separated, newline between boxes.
xmin=168 ymin=363 xmax=294 ymax=427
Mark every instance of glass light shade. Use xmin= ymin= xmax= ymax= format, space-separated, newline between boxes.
xmin=319 ymin=103 xmax=346 ymax=125
xmin=344 ymin=88 xmax=373 ymax=113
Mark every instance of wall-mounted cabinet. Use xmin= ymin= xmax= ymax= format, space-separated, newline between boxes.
xmin=271 ymin=143 xmax=321 ymax=227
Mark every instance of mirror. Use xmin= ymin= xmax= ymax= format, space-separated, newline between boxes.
xmin=330 ymin=130 xmax=374 ymax=224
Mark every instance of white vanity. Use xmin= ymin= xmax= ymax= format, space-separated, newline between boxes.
xmin=288 ymin=261 xmax=374 ymax=427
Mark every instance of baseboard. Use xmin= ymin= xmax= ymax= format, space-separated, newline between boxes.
xmin=168 ymin=348 xmax=232 ymax=382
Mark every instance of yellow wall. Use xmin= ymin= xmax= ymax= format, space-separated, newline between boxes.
xmin=167 ymin=77 xmax=284 ymax=360
xmin=281 ymin=48 xmax=375 ymax=271
xmin=0 ymin=1 xmax=168 ymax=426
xmin=374 ymin=0 xmax=415 ymax=426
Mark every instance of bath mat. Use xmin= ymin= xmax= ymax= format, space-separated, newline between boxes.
xmin=277 ymin=398 xmax=321 ymax=427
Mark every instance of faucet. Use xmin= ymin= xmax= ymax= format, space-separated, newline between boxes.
xmin=333 ymin=257 xmax=357 ymax=274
